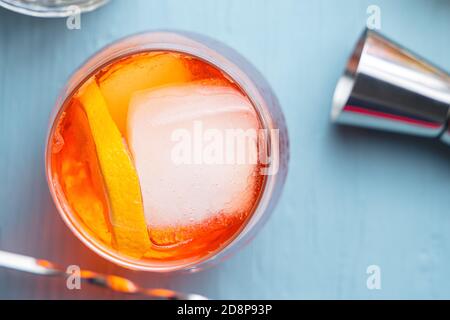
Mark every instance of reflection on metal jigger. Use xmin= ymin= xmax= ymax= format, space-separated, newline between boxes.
xmin=332 ymin=29 xmax=450 ymax=145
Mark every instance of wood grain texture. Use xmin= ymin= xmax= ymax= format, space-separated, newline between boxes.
xmin=0 ymin=0 xmax=450 ymax=299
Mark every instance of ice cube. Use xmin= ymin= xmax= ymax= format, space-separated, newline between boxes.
xmin=127 ymin=83 xmax=261 ymax=230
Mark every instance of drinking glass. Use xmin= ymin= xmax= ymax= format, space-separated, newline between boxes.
xmin=46 ymin=31 xmax=289 ymax=272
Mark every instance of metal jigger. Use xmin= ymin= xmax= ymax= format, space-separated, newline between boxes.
xmin=332 ymin=29 xmax=450 ymax=144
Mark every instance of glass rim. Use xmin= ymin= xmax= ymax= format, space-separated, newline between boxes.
xmin=45 ymin=31 xmax=288 ymax=272
xmin=0 ymin=0 xmax=109 ymax=18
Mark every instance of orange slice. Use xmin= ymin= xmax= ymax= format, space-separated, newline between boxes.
xmin=76 ymin=79 xmax=151 ymax=258
xmin=97 ymin=52 xmax=191 ymax=136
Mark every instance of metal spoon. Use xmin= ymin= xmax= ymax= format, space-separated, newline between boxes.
xmin=0 ymin=250 xmax=207 ymax=300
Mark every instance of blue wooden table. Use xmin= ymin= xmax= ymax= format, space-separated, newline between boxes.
xmin=0 ymin=0 xmax=449 ymax=299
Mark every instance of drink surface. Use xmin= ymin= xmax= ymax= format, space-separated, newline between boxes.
xmin=50 ymin=51 xmax=265 ymax=266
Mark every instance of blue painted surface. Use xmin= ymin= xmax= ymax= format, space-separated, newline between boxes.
xmin=0 ymin=0 xmax=449 ymax=299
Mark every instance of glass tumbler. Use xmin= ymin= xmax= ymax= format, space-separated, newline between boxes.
xmin=0 ymin=0 xmax=108 ymax=17
xmin=46 ymin=31 xmax=289 ymax=272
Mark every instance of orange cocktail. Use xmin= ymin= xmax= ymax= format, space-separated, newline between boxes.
xmin=46 ymin=32 xmax=287 ymax=271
